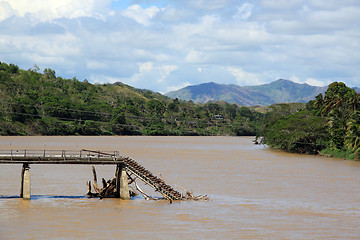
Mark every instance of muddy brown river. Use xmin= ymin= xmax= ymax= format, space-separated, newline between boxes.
xmin=1 ymin=136 xmax=360 ymax=239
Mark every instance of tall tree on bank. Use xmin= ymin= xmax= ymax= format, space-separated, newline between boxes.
xmin=260 ymin=82 xmax=360 ymax=160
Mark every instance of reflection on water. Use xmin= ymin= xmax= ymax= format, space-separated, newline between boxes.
xmin=1 ymin=136 xmax=360 ymax=239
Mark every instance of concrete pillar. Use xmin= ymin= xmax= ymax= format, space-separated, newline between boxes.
xmin=116 ymin=164 xmax=130 ymax=200
xmin=20 ymin=163 xmax=31 ymax=200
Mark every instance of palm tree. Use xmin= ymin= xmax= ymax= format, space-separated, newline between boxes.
xmin=346 ymin=90 xmax=360 ymax=112
xmin=345 ymin=111 xmax=360 ymax=159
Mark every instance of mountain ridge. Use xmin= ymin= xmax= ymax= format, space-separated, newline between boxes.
xmin=165 ymin=79 xmax=330 ymax=106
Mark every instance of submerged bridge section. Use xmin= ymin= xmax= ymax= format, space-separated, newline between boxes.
xmin=0 ymin=149 xmax=182 ymax=201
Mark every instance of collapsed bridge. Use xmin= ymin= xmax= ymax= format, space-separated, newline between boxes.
xmin=0 ymin=149 xmax=183 ymax=201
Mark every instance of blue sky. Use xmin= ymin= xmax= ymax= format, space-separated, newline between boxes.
xmin=1 ymin=0 xmax=359 ymax=93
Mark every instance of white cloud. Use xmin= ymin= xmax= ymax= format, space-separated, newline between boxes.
xmin=187 ymin=0 xmax=231 ymax=11
xmin=89 ymin=74 xmax=117 ymax=84
xmin=157 ymin=7 xmax=191 ymax=23
xmin=139 ymin=62 xmax=153 ymax=72
xmin=0 ymin=0 xmax=112 ymax=22
xmin=86 ymin=60 xmax=109 ymax=70
xmin=227 ymin=67 xmax=261 ymax=86
xmin=1 ymin=0 xmax=360 ymax=94
xmin=120 ymin=62 xmax=178 ymax=91
xmin=169 ymin=14 xmax=220 ymax=56
xmin=307 ymin=6 xmax=360 ymax=29
xmin=165 ymin=81 xmax=191 ymax=93
xmin=290 ymin=76 xmax=329 ymax=87
xmin=305 ymin=78 xmax=328 ymax=86
xmin=0 ymin=1 xmax=17 ymax=21
xmin=290 ymin=76 xmax=301 ymax=84
xmin=2 ymin=32 xmax=80 ymax=69
xmin=214 ymin=21 xmax=269 ymax=49
xmin=261 ymin=0 xmax=302 ymax=9
xmin=158 ymin=64 xmax=178 ymax=83
xmin=122 ymin=4 xmax=160 ymax=26
xmin=235 ymin=3 xmax=254 ymax=20
xmin=185 ymin=49 xmax=204 ymax=63
xmin=309 ymin=0 xmax=360 ymax=10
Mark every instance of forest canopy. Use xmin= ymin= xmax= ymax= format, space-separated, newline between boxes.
xmin=0 ymin=62 xmax=263 ymax=136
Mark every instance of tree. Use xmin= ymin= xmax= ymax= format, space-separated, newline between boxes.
xmin=8 ymin=64 xmax=19 ymax=74
xmin=225 ymin=104 xmax=237 ymax=119
xmin=111 ymin=107 xmax=126 ymax=124
xmin=261 ymin=110 xmax=329 ymax=154
xmin=43 ymin=68 xmax=56 ymax=79
xmin=345 ymin=111 xmax=360 ymax=158
xmin=146 ymin=99 xmax=165 ymax=116
xmin=320 ymin=82 xmax=359 ymax=150
xmin=307 ymin=93 xmax=324 ymax=115
xmin=30 ymin=65 xmax=40 ymax=72
xmin=322 ymin=82 xmax=355 ymax=117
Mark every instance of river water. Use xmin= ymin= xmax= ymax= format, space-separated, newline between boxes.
xmin=1 ymin=136 xmax=360 ymax=239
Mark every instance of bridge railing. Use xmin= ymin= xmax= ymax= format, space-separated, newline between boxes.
xmin=0 ymin=150 xmax=120 ymax=158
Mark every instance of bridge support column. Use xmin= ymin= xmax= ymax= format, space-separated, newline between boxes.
xmin=116 ymin=164 xmax=130 ymax=200
xmin=20 ymin=163 xmax=31 ymax=200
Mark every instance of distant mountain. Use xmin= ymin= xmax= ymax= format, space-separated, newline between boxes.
xmin=165 ymin=82 xmax=272 ymax=106
xmin=242 ymin=79 xmax=328 ymax=105
xmin=165 ymin=79 xmax=328 ymax=106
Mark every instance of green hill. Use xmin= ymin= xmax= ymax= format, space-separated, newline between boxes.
xmin=0 ymin=61 xmax=264 ymax=136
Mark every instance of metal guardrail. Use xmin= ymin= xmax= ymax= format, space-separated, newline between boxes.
xmin=0 ymin=149 xmax=119 ymax=158
xmin=0 ymin=149 xmax=121 ymax=164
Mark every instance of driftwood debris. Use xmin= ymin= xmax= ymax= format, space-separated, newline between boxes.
xmin=86 ymin=165 xmax=209 ymax=202
xmin=175 ymin=185 xmax=210 ymax=201
xmin=87 ymin=166 xmax=135 ymax=199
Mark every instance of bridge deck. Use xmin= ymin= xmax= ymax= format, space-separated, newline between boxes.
xmin=0 ymin=150 xmax=122 ymax=164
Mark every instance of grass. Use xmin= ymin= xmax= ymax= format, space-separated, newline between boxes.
xmin=320 ymin=148 xmax=357 ymax=160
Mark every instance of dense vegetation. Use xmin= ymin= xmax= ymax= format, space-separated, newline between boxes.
xmin=0 ymin=62 xmax=264 ymax=136
xmin=259 ymin=82 xmax=360 ymax=160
